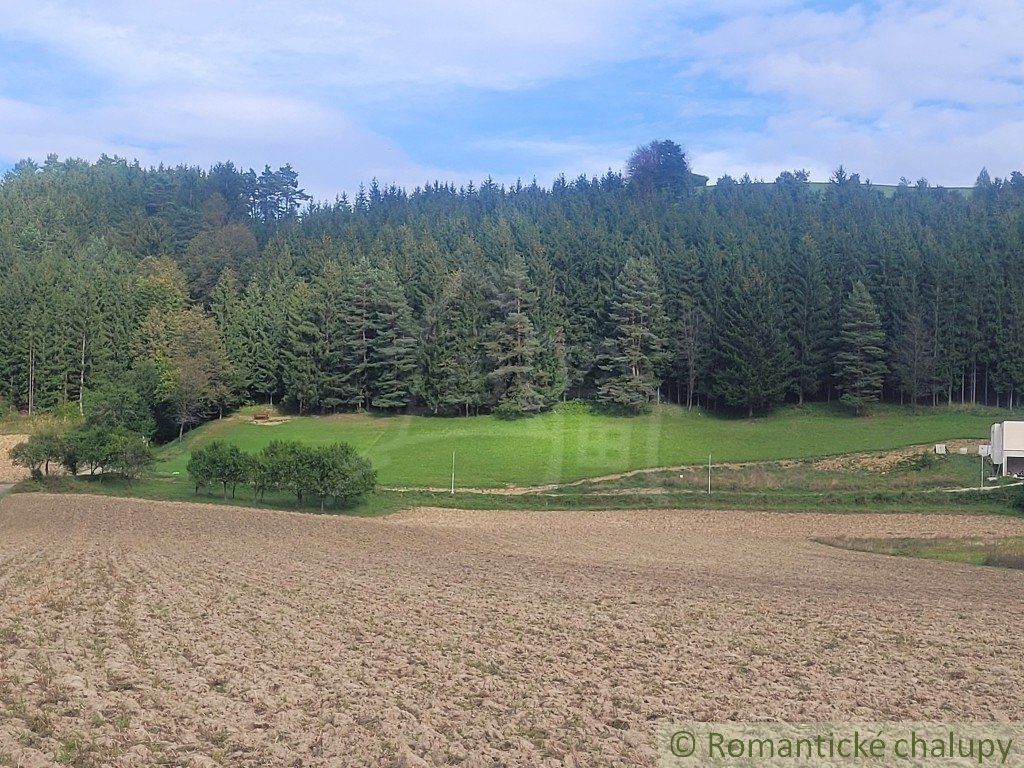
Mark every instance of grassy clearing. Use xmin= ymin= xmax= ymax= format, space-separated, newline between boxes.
xmin=10 ymin=401 xmax=1017 ymax=517
xmin=154 ymin=402 xmax=1005 ymax=489
xmin=820 ymin=535 xmax=1024 ymax=569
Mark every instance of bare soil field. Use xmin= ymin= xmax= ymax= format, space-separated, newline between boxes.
xmin=1 ymin=495 xmax=1022 ymax=767
xmin=0 ymin=435 xmax=28 ymax=484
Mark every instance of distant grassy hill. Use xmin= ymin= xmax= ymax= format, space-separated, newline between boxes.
xmin=701 ymin=181 xmax=973 ymax=198
xmin=806 ymin=181 xmax=973 ymax=198
xmin=154 ymin=403 xmax=1005 ymax=489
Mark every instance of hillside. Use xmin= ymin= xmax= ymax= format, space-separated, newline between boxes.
xmin=154 ymin=403 xmax=1004 ymax=488
xmin=2 ymin=149 xmax=1023 ymax=448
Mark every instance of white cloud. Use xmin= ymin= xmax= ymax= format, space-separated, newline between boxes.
xmin=0 ymin=91 xmax=462 ymax=199
xmin=0 ymin=0 xmax=1022 ymax=192
xmin=0 ymin=0 xmax=672 ymax=91
xmin=0 ymin=0 xmax=679 ymax=195
xmin=682 ymin=0 xmax=1024 ymax=184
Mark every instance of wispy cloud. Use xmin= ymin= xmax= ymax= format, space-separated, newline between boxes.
xmin=0 ymin=0 xmax=1021 ymax=196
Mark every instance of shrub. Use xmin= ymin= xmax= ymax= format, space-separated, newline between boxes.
xmin=83 ymin=382 xmax=157 ymax=438
xmin=895 ymin=452 xmax=939 ymax=472
xmin=187 ymin=440 xmax=249 ymax=498
xmin=71 ymin=426 xmax=115 ymax=475
xmin=13 ymin=425 xmax=152 ymax=482
xmin=306 ymin=443 xmax=376 ymax=511
xmin=251 ymin=440 xmax=294 ymax=501
xmin=206 ymin=440 xmax=375 ymax=509
xmin=10 ymin=430 xmax=66 ymax=479
xmin=1013 ymin=486 xmax=1024 ymax=512
xmin=102 ymin=428 xmax=153 ymax=481
xmin=10 ymin=439 xmax=48 ymax=480
xmin=186 ymin=444 xmax=215 ymax=494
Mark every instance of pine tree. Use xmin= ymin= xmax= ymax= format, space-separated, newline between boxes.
xmin=528 ymin=256 xmax=569 ymax=404
xmin=784 ymin=234 xmax=831 ymax=404
xmin=420 ymin=269 xmax=487 ymax=415
xmin=367 ymin=264 xmax=418 ymax=410
xmin=281 ymin=282 xmax=321 ymax=413
xmin=210 ymin=270 xmax=251 ymax=402
xmin=595 ymin=256 xmax=668 ymax=412
xmin=244 ymin=279 xmax=283 ymax=404
xmin=485 ymin=254 xmax=546 ymax=416
xmin=713 ymin=265 xmax=793 ymax=417
xmin=834 ymin=281 xmax=888 ymax=415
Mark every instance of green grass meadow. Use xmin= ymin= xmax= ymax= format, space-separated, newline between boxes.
xmin=154 ymin=402 xmax=1004 ymax=488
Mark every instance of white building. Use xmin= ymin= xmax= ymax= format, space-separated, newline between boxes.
xmin=989 ymin=421 xmax=1024 ymax=476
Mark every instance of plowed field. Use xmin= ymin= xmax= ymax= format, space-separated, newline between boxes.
xmin=1 ymin=494 xmax=1022 ymax=767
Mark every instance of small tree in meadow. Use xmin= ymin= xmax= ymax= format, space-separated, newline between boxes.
xmin=251 ymin=440 xmax=293 ymax=501
xmin=187 ymin=440 xmax=249 ymax=498
xmin=10 ymin=438 xmax=49 ymax=480
xmin=103 ymin=428 xmax=153 ymax=482
xmin=307 ymin=443 xmax=376 ymax=511
xmin=186 ymin=444 xmax=216 ymax=494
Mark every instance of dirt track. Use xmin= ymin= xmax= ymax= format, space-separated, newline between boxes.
xmin=1 ymin=495 xmax=1023 ymax=767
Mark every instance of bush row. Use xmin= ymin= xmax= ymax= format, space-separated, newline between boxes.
xmin=11 ymin=426 xmax=153 ymax=481
xmin=187 ymin=440 xmax=376 ymax=510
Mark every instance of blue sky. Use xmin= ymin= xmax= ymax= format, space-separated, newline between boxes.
xmin=0 ymin=0 xmax=1021 ymax=200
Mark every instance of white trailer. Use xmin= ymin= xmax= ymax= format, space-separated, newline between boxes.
xmin=989 ymin=421 xmax=1024 ymax=476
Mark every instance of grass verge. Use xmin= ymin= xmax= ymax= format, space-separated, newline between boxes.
xmin=13 ymin=473 xmax=1023 ymax=518
xmin=819 ymin=535 xmax=1024 ymax=569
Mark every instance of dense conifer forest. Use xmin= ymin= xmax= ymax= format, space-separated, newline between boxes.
xmin=2 ymin=142 xmax=1023 ymax=437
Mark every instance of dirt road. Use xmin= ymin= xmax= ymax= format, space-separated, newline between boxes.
xmin=0 ymin=494 xmax=1022 ymax=767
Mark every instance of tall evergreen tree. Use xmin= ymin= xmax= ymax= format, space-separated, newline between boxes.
xmin=485 ymin=254 xmax=546 ymax=415
xmin=784 ymin=234 xmax=831 ymax=404
xmin=834 ymin=281 xmax=888 ymax=415
xmin=367 ymin=263 xmax=418 ymax=410
xmin=713 ymin=265 xmax=793 ymax=417
xmin=893 ymin=310 xmax=934 ymax=405
xmin=281 ymin=282 xmax=321 ymax=413
xmin=421 ymin=269 xmax=487 ymax=415
xmin=595 ymin=256 xmax=668 ymax=412
xmin=210 ymin=270 xmax=251 ymax=402
xmin=674 ymin=296 xmax=708 ymax=410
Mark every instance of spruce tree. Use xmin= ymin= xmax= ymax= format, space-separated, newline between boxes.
xmin=595 ymin=256 xmax=668 ymax=412
xmin=210 ymin=270 xmax=251 ymax=402
xmin=334 ymin=260 xmax=373 ymax=410
xmin=367 ymin=264 xmax=418 ymax=410
xmin=485 ymin=254 xmax=546 ymax=416
xmin=244 ymin=279 xmax=283 ymax=405
xmin=784 ymin=234 xmax=831 ymax=404
xmin=281 ymin=282 xmax=321 ymax=413
xmin=893 ymin=309 xmax=933 ymax=405
xmin=421 ymin=269 xmax=487 ymax=415
xmin=529 ymin=256 xmax=570 ymax=404
xmin=713 ymin=265 xmax=793 ymax=417
xmin=834 ymin=281 xmax=887 ymax=415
